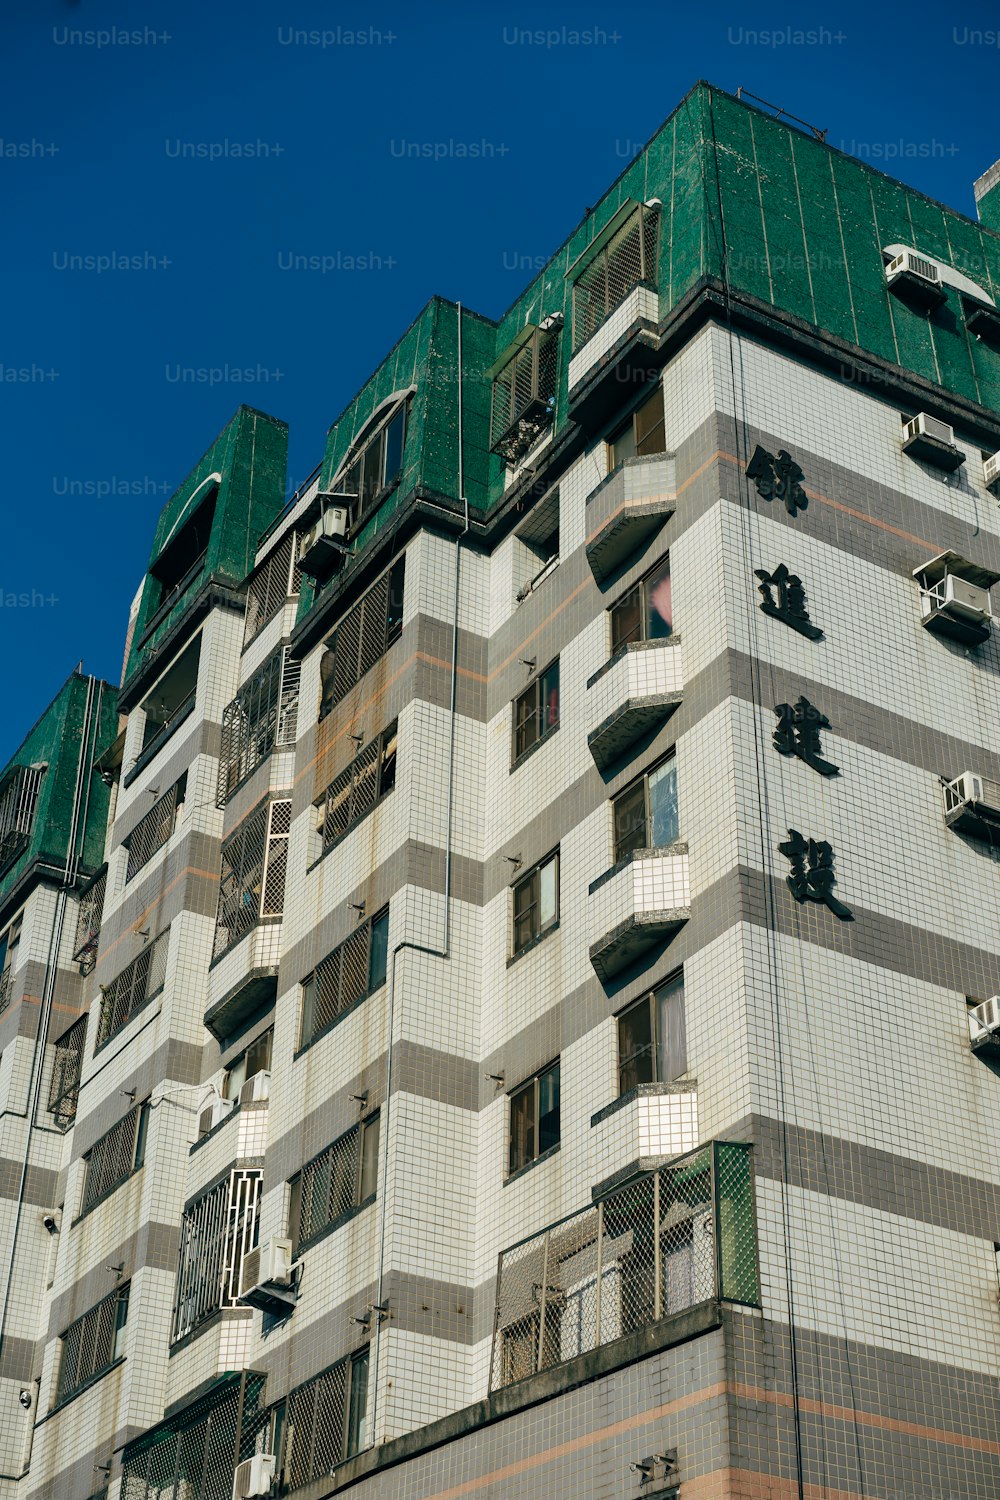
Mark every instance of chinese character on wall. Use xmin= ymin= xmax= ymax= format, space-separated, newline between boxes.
xmin=773 ymin=698 xmax=839 ymax=777
xmin=754 ymin=564 xmax=823 ymax=640
xmin=778 ymin=829 xmax=852 ymax=920
xmin=746 ymin=445 xmax=808 ymax=517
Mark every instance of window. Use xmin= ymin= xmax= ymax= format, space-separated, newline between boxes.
xmin=148 ymin=484 xmax=217 ymax=611
xmin=137 ymin=634 xmax=201 ymax=760
xmin=284 ymin=1349 xmax=369 ymax=1489
xmin=509 ymin=1061 xmax=560 ymax=1175
xmin=82 ymin=1103 xmax=149 ymax=1213
xmin=609 ymin=555 xmax=672 ymax=654
xmin=213 ymin=798 xmax=291 ymax=959
xmin=124 ymin=774 xmax=186 ymax=881
xmin=244 ymin=530 xmax=302 ymax=645
xmin=612 ymin=755 xmax=678 ymax=862
xmin=316 ymin=722 xmax=397 ymax=850
xmin=172 ymin=1168 xmax=262 ymax=1342
xmin=300 ymin=908 xmax=389 ymax=1048
xmin=617 ymin=972 xmax=686 ymax=1095
xmin=320 ymin=555 xmax=406 ymax=718
xmin=339 ymin=402 xmax=407 ymax=519
xmin=512 ymin=661 xmax=559 ymax=763
xmin=288 ymin=1114 xmax=380 ymax=1252
xmin=48 ymin=1014 xmax=87 ymax=1127
xmin=222 ymin=1027 xmax=273 ymax=1101
xmin=217 ymin=647 xmax=300 ymax=804
xmin=512 ymin=852 xmax=559 ymax=956
xmin=571 ymin=202 xmax=659 ymax=352
xmin=490 ymin=326 xmax=559 ymax=465
xmin=56 ymin=1284 xmax=130 ymax=1404
xmin=0 ymin=914 xmax=22 ymax=1013
xmin=607 ymin=385 xmax=666 ymax=470
xmin=73 ymin=867 xmax=107 ymax=973
xmin=0 ymin=764 xmax=45 ymax=872
xmin=96 ymin=930 xmax=169 ymax=1047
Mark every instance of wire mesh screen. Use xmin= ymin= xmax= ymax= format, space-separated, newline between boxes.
xmin=48 ymin=1014 xmax=87 ymax=1126
xmin=301 ymin=909 xmax=386 ymax=1045
xmin=0 ymin=763 xmax=44 ymax=871
xmin=489 ymin=1142 xmax=757 ymax=1391
xmin=82 ymin=1103 xmax=145 ymax=1211
xmin=172 ymin=1169 xmax=262 ymax=1343
xmin=217 ymin=649 xmax=299 ymax=806
xmin=571 ymin=204 xmax=659 ymax=353
xmin=97 ymin=932 xmax=168 ymax=1047
xmin=57 ymin=1284 xmax=129 ymax=1403
xmin=489 ymin=328 xmax=558 ymax=463
xmin=326 ymin=555 xmax=405 ymax=711
xmin=121 ymin=1372 xmax=267 ymax=1500
xmin=244 ymin=531 xmax=300 ymax=645
xmin=125 ymin=777 xmax=185 ymax=882
xmin=73 ymin=866 xmax=107 ymax=971
xmin=283 ymin=1350 xmax=368 ymax=1490
xmin=296 ymin=1126 xmax=362 ymax=1246
xmin=214 ymin=799 xmax=290 ymax=957
xmin=318 ymin=722 xmax=396 ymax=850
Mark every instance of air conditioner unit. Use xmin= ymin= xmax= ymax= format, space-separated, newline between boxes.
xmin=198 ymin=1096 xmax=234 ymax=1137
xmin=240 ymin=1069 xmax=271 ymax=1106
xmin=984 ymin=451 xmax=1000 ymax=494
xmin=886 ymin=250 xmax=941 ymax=289
xmin=903 ymin=412 xmax=954 ymax=446
xmin=935 ymin=572 xmax=991 ymax=623
xmin=238 ymin=1236 xmax=297 ymax=1315
xmin=232 ymin=1453 xmax=276 ymax=1500
xmin=969 ymin=996 xmax=1000 ymax=1050
xmin=943 ymin=770 xmax=1000 ymax=839
xmin=298 ymin=499 xmax=350 ymax=576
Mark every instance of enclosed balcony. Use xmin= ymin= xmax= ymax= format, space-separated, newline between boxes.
xmin=589 ymin=849 xmax=689 ymax=982
xmin=489 ymin=1140 xmax=758 ymax=1393
xmin=587 ymin=636 xmax=682 ymax=773
xmin=591 ymin=1081 xmax=698 ymax=1189
xmin=585 ymin=455 xmax=674 ymax=586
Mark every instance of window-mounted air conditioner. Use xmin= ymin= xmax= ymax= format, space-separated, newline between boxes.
xmin=904 ymin=412 xmax=954 ymax=447
xmin=886 ymin=250 xmax=941 ymax=290
xmin=198 ymin=1096 xmax=234 ymax=1137
xmin=943 ymin=771 xmax=1000 ymax=840
xmin=902 ymin=412 xmax=964 ymax=472
xmin=984 ymin=451 xmax=1000 ymax=495
xmin=232 ymin=1453 xmax=276 ymax=1500
xmin=969 ymin=996 xmax=1000 ymax=1050
xmin=931 ymin=573 xmax=991 ymax=624
xmin=240 ymin=1070 xmax=271 ymax=1106
xmin=238 ymin=1236 xmax=297 ymax=1315
xmin=298 ymin=499 xmax=350 ymax=577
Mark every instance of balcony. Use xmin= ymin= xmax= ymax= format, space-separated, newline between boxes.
xmin=589 ymin=849 xmax=689 ymax=983
xmin=587 ymin=641 xmax=683 ymax=772
xmin=489 ymin=1140 xmax=758 ymax=1393
xmin=567 ymin=287 xmax=660 ymax=429
xmin=585 ymin=456 xmax=674 ymax=585
xmin=590 ymin=1082 xmax=698 ymax=1189
xmin=206 ymin=923 xmax=281 ymax=1031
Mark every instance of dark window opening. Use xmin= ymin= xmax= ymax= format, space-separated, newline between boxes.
xmin=608 ymin=386 xmax=666 ymax=470
xmin=149 ymin=485 xmax=218 ymax=607
xmin=613 ymin=754 xmax=678 ymax=862
xmin=617 ymin=972 xmax=687 ymax=1094
xmin=300 ymin=908 xmax=389 ymax=1048
xmin=513 ymin=660 xmax=559 ymax=763
xmin=512 ymin=852 xmax=559 ymax=956
xmin=509 ymin=1060 xmax=560 ymax=1175
xmin=610 ymin=555 xmax=672 ymax=653
xmin=139 ymin=636 xmax=201 ymax=753
xmin=288 ymin=1113 xmax=380 ymax=1252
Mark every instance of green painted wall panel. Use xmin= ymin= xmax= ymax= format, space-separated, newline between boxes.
xmin=788 ymin=138 xmax=855 ymax=344
xmin=748 ymin=112 xmax=814 ymax=325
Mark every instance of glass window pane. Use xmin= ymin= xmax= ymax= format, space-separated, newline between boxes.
xmin=537 ymin=1064 xmax=560 ymax=1154
xmin=509 ymin=1085 xmax=535 ymax=1173
xmin=300 ymin=974 xmax=317 ymax=1046
xmin=379 ymin=726 xmax=397 ymax=796
xmin=383 ymin=409 xmax=405 ymax=486
xmin=538 ymin=857 xmax=558 ymax=931
xmin=368 ymin=911 xmax=389 ymax=991
xmin=613 ymin=782 xmax=647 ymax=861
xmin=361 ymin=439 xmax=382 ymax=510
xmin=360 ymin=1115 xmax=380 ymax=1201
xmin=224 ymin=1054 xmax=247 ymax=1100
xmin=514 ymin=686 xmax=537 ymax=759
xmin=609 ymin=418 xmax=637 ymax=471
xmin=655 ymin=974 xmax=686 ymax=1081
xmin=513 ymin=876 xmax=536 ymax=953
xmin=133 ymin=1104 xmax=149 ymax=1170
xmin=618 ymin=998 xmax=655 ymax=1093
xmin=540 ymin=663 xmax=559 ymax=736
xmin=644 ymin=556 xmax=672 ymax=639
xmin=386 ymin=558 xmax=406 ymax=646
xmin=288 ymin=1175 xmax=302 ymax=1251
xmin=634 ymin=388 xmax=666 ymax=456
xmin=341 ymin=458 xmax=361 ymax=498
xmin=347 ymin=1351 xmax=369 ymax=1456
xmin=648 ymin=760 xmax=678 ymax=848
xmin=610 ymin=584 xmax=642 ymax=653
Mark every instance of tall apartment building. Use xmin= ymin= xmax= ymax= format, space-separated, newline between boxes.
xmin=4 ymin=81 xmax=1000 ymax=1500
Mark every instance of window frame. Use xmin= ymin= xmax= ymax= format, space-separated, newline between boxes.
xmin=55 ymin=1283 xmax=130 ymax=1407
xmin=315 ymin=721 xmax=398 ymax=855
xmin=222 ymin=1026 xmax=274 ymax=1102
xmin=606 ymin=385 xmax=666 ymax=471
xmin=0 ymin=913 xmax=22 ymax=1012
xmin=298 ymin=907 xmax=390 ymax=1052
xmin=507 ymin=1059 xmax=561 ymax=1178
xmin=511 ymin=659 xmax=560 ymax=766
xmin=288 ymin=1112 xmax=381 ymax=1254
xmin=611 ymin=752 xmax=678 ymax=863
xmin=616 ymin=971 xmax=687 ymax=1096
xmin=511 ymin=850 xmax=560 ymax=958
xmin=80 ymin=1101 xmax=150 ymax=1217
xmin=609 ymin=554 xmax=672 ymax=655
xmin=338 ymin=401 xmax=408 ymax=524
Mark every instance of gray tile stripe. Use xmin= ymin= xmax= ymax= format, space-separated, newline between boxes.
xmin=0 ymin=1332 xmax=34 ymax=1382
xmin=74 ymin=1038 xmax=203 ymax=1161
xmin=96 ymin=828 xmax=221 ymax=978
xmin=0 ymin=1157 xmax=58 ymax=1209
xmin=46 ymin=1220 xmax=179 ymax=1342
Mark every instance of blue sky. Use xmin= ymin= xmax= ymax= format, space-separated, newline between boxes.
xmin=0 ymin=0 xmax=995 ymax=760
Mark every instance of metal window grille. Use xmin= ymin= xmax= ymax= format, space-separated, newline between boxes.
xmin=489 ymin=1141 xmax=758 ymax=1391
xmin=96 ymin=931 xmax=169 ymax=1047
xmin=0 ymin=914 xmax=21 ymax=1015
xmin=121 ymin=1371 xmax=268 ymax=1500
xmin=57 ymin=1283 xmax=129 ymax=1404
xmin=172 ymin=1168 xmax=262 ymax=1343
xmin=213 ymin=798 xmax=291 ymax=958
xmin=82 ymin=1103 xmax=147 ymax=1212
xmin=125 ymin=776 xmax=186 ymax=882
xmin=73 ymin=866 xmax=107 ymax=973
xmin=318 ymin=722 xmax=397 ymax=849
xmin=571 ymin=204 xmax=659 ymax=353
xmin=284 ymin=1350 xmax=368 ymax=1490
xmin=218 ymin=648 xmax=300 ymax=806
xmin=323 ymin=555 xmax=405 ymax=714
xmin=301 ymin=909 xmax=388 ymax=1046
xmin=48 ymin=1014 xmax=87 ymax=1127
xmin=293 ymin=1116 xmax=378 ymax=1249
xmin=0 ymin=763 xmax=45 ymax=872
xmin=490 ymin=328 xmax=559 ymax=464
xmin=244 ymin=531 xmax=301 ymax=645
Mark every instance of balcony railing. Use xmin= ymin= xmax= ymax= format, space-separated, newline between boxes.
xmin=489 ymin=1141 xmax=758 ymax=1392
